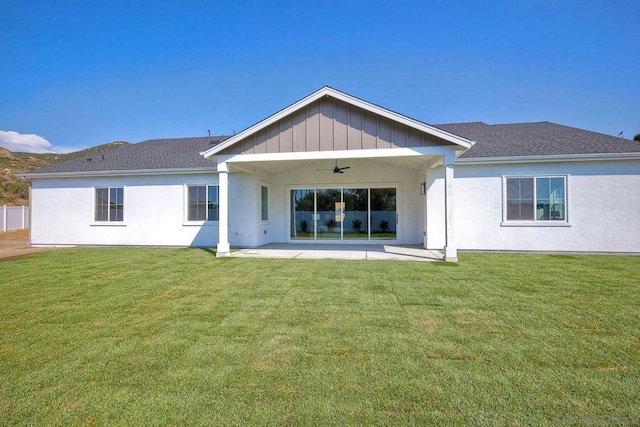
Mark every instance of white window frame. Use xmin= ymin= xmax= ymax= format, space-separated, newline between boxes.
xmin=92 ymin=186 xmax=126 ymax=226
xmin=184 ymin=184 xmax=219 ymax=225
xmin=260 ymin=184 xmax=269 ymax=223
xmin=501 ymin=175 xmax=570 ymax=227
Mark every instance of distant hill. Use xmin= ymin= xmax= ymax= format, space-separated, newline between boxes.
xmin=15 ymin=141 xmax=130 ymax=165
xmin=1 ymin=141 xmax=130 ymax=206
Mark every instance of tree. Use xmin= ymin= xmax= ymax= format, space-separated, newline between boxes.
xmin=634 ymin=133 xmax=640 ymax=142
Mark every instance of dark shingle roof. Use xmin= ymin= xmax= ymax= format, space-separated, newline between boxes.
xmin=28 ymin=136 xmax=229 ymax=174
xmin=434 ymin=121 xmax=640 ymax=158
xmin=26 ymin=122 xmax=640 ymax=176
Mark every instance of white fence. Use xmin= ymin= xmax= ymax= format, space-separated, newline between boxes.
xmin=1 ymin=206 xmax=29 ymax=232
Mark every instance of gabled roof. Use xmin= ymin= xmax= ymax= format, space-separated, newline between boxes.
xmin=24 ymin=136 xmax=229 ymax=176
xmin=435 ymin=122 xmax=640 ymax=158
xmin=201 ymin=86 xmax=473 ymax=157
xmin=22 ymin=110 xmax=640 ymax=178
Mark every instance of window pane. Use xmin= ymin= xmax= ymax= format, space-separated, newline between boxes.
xmin=506 ymin=178 xmax=534 ymax=220
xmin=536 ymin=178 xmax=551 ymax=220
xmin=536 ymin=178 xmax=550 ymax=199
xmin=343 ymin=188 xmax=368 ymax=239
xmin=370 ymin=188 xmax=396 ymax=239
xmin=535 ymin=177 xmax=566 ymax=221
xmin=188 ymin=207 xmax=200 ymax=221
xmin=549 ymin=177 xmax=565 ymax=220
xmin=109 ymin=187 xmax=124 ymax=222
xmin=188 ymin=186 xmax=206 ymax=221
xmin=261 ymin=186 xmax=268 ymax=221
xmin=507 ymin=179 xmax=521 ymax=201
xmin=195 ymin=186 xmax=206 ymax=203
xmin=520 ymin=179 xmax=533 ymax=199
xmin=290 ymin=189 xmax=314 ymax=239
xmin=95 ymin=188 xmax=108 ymax=221
xmin=316 ymin=189 xmax=341 ymax=239
xmin=207 ymin=186 xmax=219 ymax=221
xmin=520 ymin=202 xmax=534 ymax=220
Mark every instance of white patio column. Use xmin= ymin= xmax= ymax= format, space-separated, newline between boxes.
xmin=422 ymin=166 xmax=429 ymax=248
xmin=443 ymin=153 xmax=458 ymax=262
xmin=216 ymin=162 xmax=231 ymax=257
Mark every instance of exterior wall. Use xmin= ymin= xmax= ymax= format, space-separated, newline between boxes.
xmin=31 ymin=157 xmax=639 ymax=253
xmin=255 ymin=169 xmax=276 ymax=247
xmin=224 ymin=98 xmax=447 ymax=155
xmin=227 ymin=170 xmax=275 ymax=248
xmin=451 ymin=159 xmax=640 ymax=253
xmin=28 ymin=159 xmax=427 ymax=248
xmin=30 ymin=174 xmax=220 ymax=247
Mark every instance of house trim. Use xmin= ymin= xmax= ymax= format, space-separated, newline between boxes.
xmin=19 ymin=167 xmax=218 ymax=180
xmin=500 ymin=174 xmax=570 ymax=227
xmin=457 ymin=152 xmax=640 ymax=165
xmin=217 ymin=146 xmax=461 ymax=166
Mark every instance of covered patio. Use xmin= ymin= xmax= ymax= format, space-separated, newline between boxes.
xmin=202 ymin=87 xmax=474 ymax=262
xmin=230 ymin=243 xmax=443 ymax=261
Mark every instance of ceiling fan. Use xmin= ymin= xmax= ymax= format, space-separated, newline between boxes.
xmin=320 ymin=160 xmax=350 ymax=174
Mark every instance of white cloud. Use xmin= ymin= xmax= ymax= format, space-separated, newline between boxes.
xmin=0 ymin=130 xmax=53 ymax=153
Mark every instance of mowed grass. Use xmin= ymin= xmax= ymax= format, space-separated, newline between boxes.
xmin=1 ymin=249 xmax=639 ymax=425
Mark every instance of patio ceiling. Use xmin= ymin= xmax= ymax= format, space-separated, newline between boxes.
xmin=224 ymin=154 xmax=437 ymax=174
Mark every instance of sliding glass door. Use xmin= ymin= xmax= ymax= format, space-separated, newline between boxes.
xmin=290 ymin=187 xmax=396 ymax=241
xmin=290 ymin=189 xmax=314 ymax=239
xmin=343 ymin=188 xmax=368 ymax=240
xmin=316 ymin=189 xmax=341 ymax=240
xmin=370 ymin=188 xmax=397 ymax=240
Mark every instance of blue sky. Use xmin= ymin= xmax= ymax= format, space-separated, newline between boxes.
xmin=1 ymin=0 xmax=638 ymax=153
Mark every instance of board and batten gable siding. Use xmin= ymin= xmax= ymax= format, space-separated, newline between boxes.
xmin=221 ymin=97 xmax=448 ymax=155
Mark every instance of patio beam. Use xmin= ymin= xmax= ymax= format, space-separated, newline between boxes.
xmin=218 ymin=146 xmax=456 ymax=165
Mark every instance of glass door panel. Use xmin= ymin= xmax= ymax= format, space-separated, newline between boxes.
xmin=290 ymin=187 xmax=398 ymax=242
xmin=370 ymin=188 xmax=396 ymax=240
xmin=290 ymin=189 xmax=315 ymax=239
xmin=316 ymin=189 xmax=342 ymax=239
xmin=343 ymin=188 xmax=368 ymax=240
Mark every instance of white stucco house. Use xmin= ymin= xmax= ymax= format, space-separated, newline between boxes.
xmin=22 ymin=87 xmax=640 ymax=261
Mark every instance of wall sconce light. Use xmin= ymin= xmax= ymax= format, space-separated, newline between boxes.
xmin=420 ymin=182 xmax=426 ymax=195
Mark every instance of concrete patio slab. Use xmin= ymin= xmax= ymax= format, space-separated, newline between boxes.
xmin=231 ymin=243 xmax=443 ymax=261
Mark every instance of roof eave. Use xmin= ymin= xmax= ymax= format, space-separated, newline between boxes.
xmin=19 ymin=166 xmax=218 ymax=179
xmin=456 ymin=152 xmax=640 ymax=165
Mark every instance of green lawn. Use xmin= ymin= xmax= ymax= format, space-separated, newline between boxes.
xmin=1 ymin=249 xmax=639 ymax=425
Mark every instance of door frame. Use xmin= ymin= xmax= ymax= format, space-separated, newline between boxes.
xmin=286 ymin=182 xmax=402 ymax=244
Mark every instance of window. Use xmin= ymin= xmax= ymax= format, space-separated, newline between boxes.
xmin=95 ymin=187 xmax=124 ymax=222
xmin=505 ymin=176 xmax=566 ymax=222
xmin=187 ymin=185 xmax=218 ymax=221
xmin=261 ymin=186 xmax=268 ymax=221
